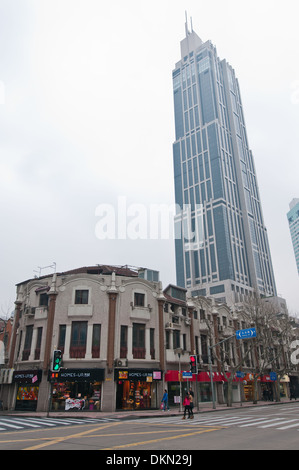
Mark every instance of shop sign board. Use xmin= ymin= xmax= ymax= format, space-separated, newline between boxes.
xmin=48 ymin=368 xmax=105 ymax=382
xmin=236 ymin=327 xmax=256 ymax=340
xmin=13 ymin=370 xmax=42 ymax=384
xmin=115 ymin=369 xmax=162 ymax=381
xmin=182 ymin=371 xmax=193 ymax=378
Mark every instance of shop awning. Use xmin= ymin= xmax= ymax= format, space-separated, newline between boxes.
xmin=165 ymin=370 xmax=242 ymax=383
xmin=165 ymin=370 xmax=196 ymax=382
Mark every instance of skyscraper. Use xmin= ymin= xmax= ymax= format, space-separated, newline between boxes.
xmin=172 ymin=18 xmax=277 ymax=305
xmin=287 ymin=198 xmax=299 ymax=275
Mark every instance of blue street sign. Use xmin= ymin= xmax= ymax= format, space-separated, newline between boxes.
xmin=182 ymin=371 xmax=193 ymax=378
xmin=270 ymin=372 xmax=277 ymax=381
xmin=236 ymin=327 xmax=257 ymax=340
xmin=236 ymin=371 xmax=245 ymax=378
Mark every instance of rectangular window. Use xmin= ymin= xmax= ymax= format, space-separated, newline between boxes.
xmin=173 ymin=330 xmax=180 ymax=349
xmin=22 ymin=325 xmax=33 ymax=361
xmin=150 ymin=328 xmax=155 ymax=359
xmin=70 ymin=321 xmax=87 ymax=358
xmin=133 ymin=323 xmax=145 ymax=359
xmin=134 ymin=292 xmax=145 ymax=307
xmin=34 ymin=327 xmax=43 ymax=360
xmin=92 ymin=324 xmax=101 ymax=358
xmin=120 ymin=325 xmax=128 ymax=358
xmin=75 ymin=290 xmax=89 ymax=305
xmin=58 ymin=325 xmax=66 ymax=353
xmin=39 ymin=293 xmax=48 ymax=307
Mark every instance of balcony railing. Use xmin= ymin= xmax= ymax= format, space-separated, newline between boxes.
xmin=70 ymin=346 xmax=86 ymax=359
xmin=133 ymin=347 xmax=146 ymax=359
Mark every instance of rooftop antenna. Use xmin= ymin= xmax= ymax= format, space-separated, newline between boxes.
xmin=185 ymin=10 xmax=190 ymax=37
xmin=190 ymin=16 xmax=194 ymax=32
xmin=33 ymin=262 xmax=56 ymax=278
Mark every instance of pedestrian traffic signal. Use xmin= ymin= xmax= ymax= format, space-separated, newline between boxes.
xmin=189 ymin=355 xmax=197 ymax=373
xmin=52 ymin=350 xmax=62 ymax=371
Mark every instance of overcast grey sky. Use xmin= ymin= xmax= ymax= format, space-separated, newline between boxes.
xmin=0 ymin=0 xmax=298 ymax=314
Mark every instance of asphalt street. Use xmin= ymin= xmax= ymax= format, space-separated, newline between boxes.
xmin=0 ymin=402 xmax=299 ymax=452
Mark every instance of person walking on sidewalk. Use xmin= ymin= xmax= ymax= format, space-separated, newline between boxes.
xmin=187 ymin=388 xmax=194 ymax=418
xmin=182 ymin=394 xmax=190 ymax=419
xmin=161 ymin=389 xmax=170 ymax=411
xmin=188 ymin=390 xmax=194 ymax=419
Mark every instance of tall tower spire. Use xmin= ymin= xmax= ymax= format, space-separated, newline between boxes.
xmin=185 ymin=10 xmax=189 ymax=37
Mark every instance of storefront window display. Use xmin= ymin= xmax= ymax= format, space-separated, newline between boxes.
xmin=48 ymin=368 xmax=105 ymax=411
xmin=115 ymin=369 xmax=162 ymax=410
xmin=13 ymin=370 xmax=42 ymax=411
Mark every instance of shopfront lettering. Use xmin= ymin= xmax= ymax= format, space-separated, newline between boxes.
xmin=61 ymin=372 xmax=91 ymax=379
xmin=13 ymin=370 xmax=42 ymax=384
xmin=130 ymin=372 xmax=152 ymax=378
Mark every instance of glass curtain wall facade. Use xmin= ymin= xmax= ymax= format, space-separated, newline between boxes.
xmin=172 ymin=22 xmax=277 ymax=304
xmin=287 ymin=199 xmax=299 ymax=275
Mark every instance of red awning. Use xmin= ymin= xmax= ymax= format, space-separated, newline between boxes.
xmin=164 ymin=370 xmax=196 ymax=382
xmin=165 ymin=370 xmax=242 ymax=383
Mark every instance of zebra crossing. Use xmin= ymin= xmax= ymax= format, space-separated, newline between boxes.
xmin=0 ymin=416 xmax=119 ymax=432
xmin=126 ymin=404 xmax=299 ymax=432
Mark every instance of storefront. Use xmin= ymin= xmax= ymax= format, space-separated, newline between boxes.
xmin=165 ymin=370 xmax=197 ymax=406
xmin=115 ymin=369 xmax=162 ymax=410
xmin=13 ymin=370 xmax=42 ymax=411
xmin=48 ymin=368 xmax=105 ymax=411
xmin=165 ymin=370 xmax=242 ymax=405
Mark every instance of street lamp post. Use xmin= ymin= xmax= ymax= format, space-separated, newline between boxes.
xmin=175 ymin=348 xmax=183 ymax=412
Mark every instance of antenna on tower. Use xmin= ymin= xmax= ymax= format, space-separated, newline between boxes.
xmin=185 ymin=10 xmax=190 ymax=37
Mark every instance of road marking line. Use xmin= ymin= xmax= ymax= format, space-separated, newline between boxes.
xmin=23 ymin=422 xmax=120 ymax=450
xmin=240 ymin=418 xmax=280 ymax=427
xmin=0 ymin=418 xmax=40 ymax=428
xmin=0 ymin=420 xmax=23 ymax=429
xmin=23 ymin=418 xmax=56 ymax=427
xmin=102 ymin=427 xmax=222 ymax=450
xmin=277 ymin=421 xmax=299 ymax=430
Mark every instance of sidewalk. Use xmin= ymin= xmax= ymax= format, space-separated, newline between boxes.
xmin=1 ymin=397 xmax=297 ymax=420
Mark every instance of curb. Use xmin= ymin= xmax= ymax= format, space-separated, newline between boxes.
xmin=0 ymin=399 xmax=297 ymax=420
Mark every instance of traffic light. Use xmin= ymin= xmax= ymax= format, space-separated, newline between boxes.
xmin=52 ymin=350 xmax=62 ymax=371
xmin=189 ymin=355 xmax=197 ymax=373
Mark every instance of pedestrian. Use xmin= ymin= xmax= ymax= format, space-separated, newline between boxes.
xmin=290 ymin=387 xmax=296 ymax=400
xmin=188 ymin=391 xmax=194 ymax=419
xmin=182 ymin=393 xmax=190 ymax=419
xmin=161 ymin=389 xmax=169 ymax=411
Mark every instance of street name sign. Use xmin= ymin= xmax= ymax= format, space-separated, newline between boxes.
xmin=236 ymin=371 xmax=245 ymax=378
xmin=270 ymin=372 xmax=277 ymax=381
xmin=182 ymin=371 xmax=193 ymax=378
xmin=236 ymin=327 xmax=257 ymax=340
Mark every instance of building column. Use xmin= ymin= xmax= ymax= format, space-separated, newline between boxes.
xmin=62 ymin=325 xmax=71 ymax=361
xmin=145 ymin=327 xmax=151 ymax=360
xmin=29 ymin=328 xmax=38 ymax=362
xmin=106 ymin=273 xmax=118 ymax=373
xmin=188 ymin=305 xmax=195 ymax=354
xmin=8 ymin=299 xmax=22 ymax=368
xmin=127 ymin=325 xmax=133 ymax=360
xmin=85 ymin=323 xmax=93 ymax=359
xmin=43 ymin=274 xmax=58 ymax=372
xmin=158 ymin=296 xmax=165 ymax=372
